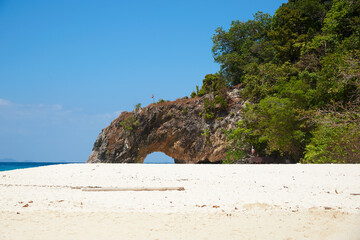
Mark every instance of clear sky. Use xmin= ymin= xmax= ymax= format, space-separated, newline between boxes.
xmin=0 ymin=0 xmax=287 ymax=162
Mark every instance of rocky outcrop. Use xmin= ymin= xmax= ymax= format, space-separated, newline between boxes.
xmin=87 ymin=86 xmax=244 ymax=164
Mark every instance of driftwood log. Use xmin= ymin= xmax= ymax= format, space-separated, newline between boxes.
xmin=81 ymin=187 xmax=185 ymax=192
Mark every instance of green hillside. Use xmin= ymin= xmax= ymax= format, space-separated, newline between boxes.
xmin=192 ymin=0 xmax=360 ymax=163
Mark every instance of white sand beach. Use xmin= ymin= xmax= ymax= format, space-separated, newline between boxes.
xmin=1 ymin=164 xmax=360 ymax=240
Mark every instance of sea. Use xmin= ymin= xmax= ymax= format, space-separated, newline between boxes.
xmin=0 ymin=160 xmax=173 ymax=171
xmin=0 ymin=162 xmax=78 ymax=172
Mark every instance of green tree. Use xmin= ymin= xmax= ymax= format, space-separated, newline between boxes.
xmin=195 ymin=73 xmax=226 ymax=97
xmin=249 ymin=97 xmax=306 ymax=159
xmin=196 ymin=0 xmax=360 ymax=163
xmin=212 ymin=12 xmax=272 ymax=85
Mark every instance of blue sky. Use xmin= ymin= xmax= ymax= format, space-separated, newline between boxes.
xmin=0 ymin=0 xmax=287 ymax=162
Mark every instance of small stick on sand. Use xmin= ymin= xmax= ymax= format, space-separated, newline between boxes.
xmin=81 ymin=187 xmax=185 ymax=192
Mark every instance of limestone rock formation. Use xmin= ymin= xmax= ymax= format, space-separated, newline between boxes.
xmin=87 ymin=86 xmax=244 ymax=164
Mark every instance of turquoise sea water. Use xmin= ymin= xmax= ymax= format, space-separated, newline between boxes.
xmin=0 ymin=160 xmax=172 ymax=171
xmin=0 ymin=162 xmax=75 ymax=172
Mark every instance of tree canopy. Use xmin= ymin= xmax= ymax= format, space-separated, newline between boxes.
xmin=193 ymin=0 xmax=360 ymax=163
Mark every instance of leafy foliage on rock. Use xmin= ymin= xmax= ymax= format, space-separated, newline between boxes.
xmin=120 ymin=115 xmax=140 ymax=133
xmin=198 ymin=0 xmax=360 ymax=163
xmin=303 ymin=113 xmax=360 ymax=163
xmin=191 ymin=73 xmax=229 ymax=121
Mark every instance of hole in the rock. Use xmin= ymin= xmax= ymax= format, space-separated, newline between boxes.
xmin=143 ymin=152 xmax=175 ymax=164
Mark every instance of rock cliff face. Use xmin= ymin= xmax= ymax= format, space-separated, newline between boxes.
xmin=87 ymin=86 xmax=244 ymax=164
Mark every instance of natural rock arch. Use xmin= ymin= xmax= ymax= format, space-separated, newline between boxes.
xmin=87 ymin=87 xmax=243 ymax=164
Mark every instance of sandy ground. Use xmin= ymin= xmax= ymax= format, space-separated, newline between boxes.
xmin=0 ymin=164 xmax=360 ymax=240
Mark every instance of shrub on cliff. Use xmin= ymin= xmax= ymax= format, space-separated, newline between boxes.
xmin=120 ymin=115 xmax=140 ymax=134
xmin=303 ymin=112 xmax=360 ymax=163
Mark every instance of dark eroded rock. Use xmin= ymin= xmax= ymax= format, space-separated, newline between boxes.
xmin=87 ymin=87 xmax=243 ymax=164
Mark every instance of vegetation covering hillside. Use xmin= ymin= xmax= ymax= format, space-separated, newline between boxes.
xmin=192 ymin=0 xmax=360 ymax=163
